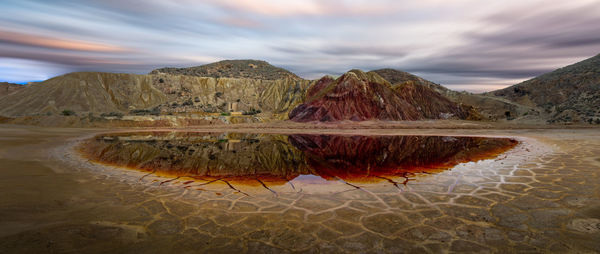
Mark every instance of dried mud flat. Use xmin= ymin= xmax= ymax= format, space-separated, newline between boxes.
xmin=0 ymin=125 xmax=599 ymax=253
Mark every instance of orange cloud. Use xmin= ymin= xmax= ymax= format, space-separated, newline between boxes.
xmin=0 ymin=30 xmax=126 ymax=52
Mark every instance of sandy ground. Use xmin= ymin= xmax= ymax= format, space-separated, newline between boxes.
xmin=0 ymin=124 xmax=599 ymax=253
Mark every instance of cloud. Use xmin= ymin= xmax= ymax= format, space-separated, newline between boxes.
xmin=0 ymin=0 xmax=599 ymax=92
xmin=217 ymin=17 xmax=263 ymax=29
xmin=401 ymin=2 xmax=600 ymax=84
xmin=0 ymin=30 xmax=126 ymax=52
xmin=319 ymin=45 xmax=407 ymax=58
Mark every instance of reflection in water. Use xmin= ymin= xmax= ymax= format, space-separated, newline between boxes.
xmin=78 ymin=132 xmax=517 ymax=187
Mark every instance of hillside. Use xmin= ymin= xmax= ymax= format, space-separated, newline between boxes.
xmin=288 ymin=70 xmax=474 ymax=122
xmin=289 ymin=134 xmax=517 ymax=180
xmin=372 ymin=68 xmax=451 ymax=95
xmin=148 ymin=73 xmax=312 ymax=116
xmin=0 ymin=71 xmax=311 ymax=119
xmin=289 ymin=70 xmax=422 ymax=122
xmin=392 ymin=81 xmax=479 ymax=120
xmin=373 ymin=68 xmax=533 ymax=121
xmin=487 ymin=54 xmax=600 ymax=123
xmin=0 ymin=82 xmax=25 ymax=98
xmin=150 ymin=60 xmax=300 ymax=80
xmin=0 ymin=72 xmax=167 ymax=117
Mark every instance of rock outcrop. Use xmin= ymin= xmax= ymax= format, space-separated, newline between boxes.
xmin=486 ymin=53 xmax=600 ymax=123
xmin=149 ymin=74 xmax=312 ymax=116
xmin=151 ymin=60 xmax=300 ymax=80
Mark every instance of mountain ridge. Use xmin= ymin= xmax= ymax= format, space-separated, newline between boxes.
xmin=2 ymin=55 xmax=598 ymax=125
xmin=487 ymin=53 xmax=600 ymax=123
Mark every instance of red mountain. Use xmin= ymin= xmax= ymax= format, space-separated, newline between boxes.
xmin=289 ymin=70 xmax=422 ymax=122
xmin=289 ymin=70 xmax=476 ymax=122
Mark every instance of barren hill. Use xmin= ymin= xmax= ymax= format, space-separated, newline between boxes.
xmin=0 ymin=72 xmax=167 ymax=117
xmin=289 ymin=70 xmax=422 ymax=122
xmin=289 ymin=70 xmax=473 ymax=122
xmin=373 ymin=68 xmax=532 ymax=121
xmin=372 ymin=68 xmax=450 ymax=94
xmin=487 ymin=53 xmax=600 ymax=123
xmin=0 ymin=82 xmax=25 ymax=98
xmin=150 ymin=60 xmax=300 ymax=80
xmin=148 ymin=74 xmax=312 ymax=116
xmin=393 ymin=81 xmax=478 ymax=120
xmin=0 ymin=71 xmax=311 ymax=119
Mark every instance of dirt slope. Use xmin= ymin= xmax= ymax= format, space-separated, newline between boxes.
xmin=487 ymin=53 xmax=600 ymax=123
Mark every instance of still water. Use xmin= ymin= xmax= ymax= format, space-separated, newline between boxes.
xmin=79 ymin=132 xmax=517 ymax=190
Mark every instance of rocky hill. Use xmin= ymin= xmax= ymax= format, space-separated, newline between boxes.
xmin=149 ymin=73 xmax=312 ymax=116
xmin=487 ymin=54 xmax=600 ymax=124
xmin=373 ymin=68 xmax=533 ymax=121
xmin=0 ymin=71 xmax=311 ymax=119
xmin=150 ymin=60 xmax=300 ymax=80
xmin=0 ymin=82 xmax=25 ymax=98
xmin=289 ymin=70 xmax=471 ymax=122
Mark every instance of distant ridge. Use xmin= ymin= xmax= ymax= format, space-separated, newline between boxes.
xmin=373 ymin=68 xmax=538 ymax=121
xmin=0 ymin=82 xmax=25 ymax=98
xmin=150 ymin=59 xmax=301 ymax=80
xmin=487 ymin=53 xmax=600 ymax=123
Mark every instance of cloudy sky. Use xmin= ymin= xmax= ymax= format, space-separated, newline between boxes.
xmin=0 ymin=0 xmax=599 ymax=92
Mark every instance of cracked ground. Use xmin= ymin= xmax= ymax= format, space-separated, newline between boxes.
xmin=0 ymin=126 xmax=599 ymax=253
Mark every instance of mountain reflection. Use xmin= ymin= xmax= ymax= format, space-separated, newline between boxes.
xmin=79 ymin=132 xmax=517 ymax=185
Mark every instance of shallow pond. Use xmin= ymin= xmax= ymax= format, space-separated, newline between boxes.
xmin=79 ymin=132 xmax=517 ymax=193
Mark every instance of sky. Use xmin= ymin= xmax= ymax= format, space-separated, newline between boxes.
xmin=0 ymin=0 xmax=599 ymax=92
